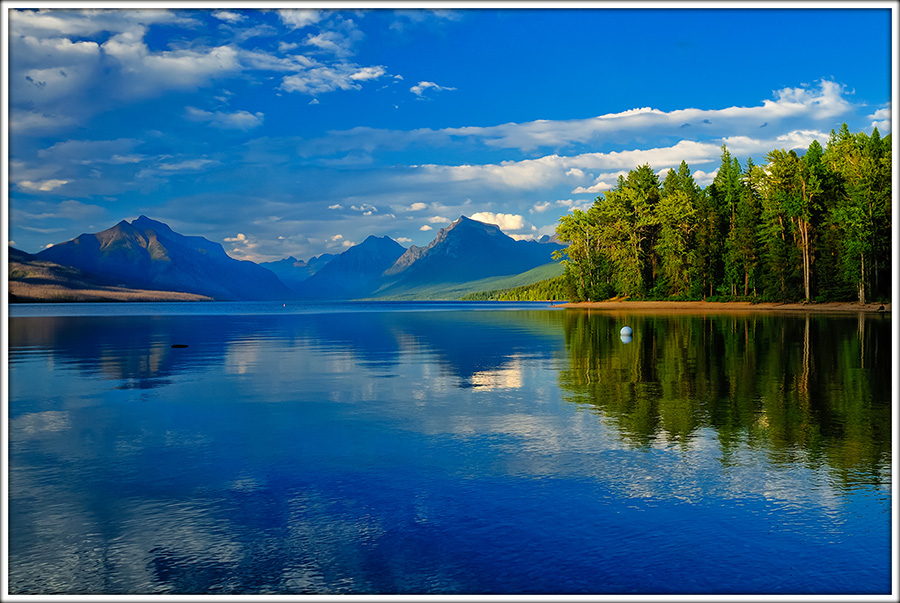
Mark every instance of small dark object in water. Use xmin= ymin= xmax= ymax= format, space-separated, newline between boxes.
xmin=878 ymin=305 xmax=885 ymax=312
xmin=171 ymin=344 xmax=189 ymax=348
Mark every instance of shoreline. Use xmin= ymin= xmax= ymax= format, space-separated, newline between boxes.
xmin=555 ymin=300 xmax=891 ymax=314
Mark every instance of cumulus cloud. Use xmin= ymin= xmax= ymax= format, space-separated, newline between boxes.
xmin=185 ymin=107 xmax=264 ymax=130
xmin=223 ymin=231 xmax=263 ymax=260
xmin=281 ymin=64 xmax=388 ymax=95
xmin=8 ymin=7 xmax=390 ymax=133
xmin=469 ymin=212 xmax=530 ymax=233
xmin=427 ymin=216 xmax=450 ymax=224
xmin=419 ymin=225 xmax=432 ymax=231
xmin=531 ymin=201 xmax=552 ymax=213
xmin=868 ymin=105 xmax=891 ymax=132
xmin=10 ymin=8 xmax=197 ymax=38
xmin=409 ymin=130 xmax=829 ymax=198
xmin=408 ymin=202 xmax=427 ymax=211
xmin=278 ymin=9 xmax=324 ymax=30
xmin=691 ymin=169 xmax=719 ymax=188
xmin=212 ymin=11 xmax=246 ymax=23
xmin=350 ymin=204 xmax=377 ymax=215
xmin=328 ymin=204 xmax=343 ymax=210
xmin=297 ymin=79 xmax=856 ymax=156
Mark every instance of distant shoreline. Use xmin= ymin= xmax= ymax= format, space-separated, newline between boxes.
xmin=554 ymin=300 xmax=891 ymax=314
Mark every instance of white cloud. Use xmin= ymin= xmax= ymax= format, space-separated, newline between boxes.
xmin=531 ymin=201 xmax=552 ymax=213
xmin=9 ymin=109 xmax=77 ymax=133
xmin=410 ymin=130 xmax=829 ymax=198
xmin=868 ymin=105 xmax=891 ymax=133
xmin=18 ymin=179 xmax=68 ymax=192
xmin=691 ymin=169 xmax=718 ymax=188
xmin=100 ymin=31 xmax=242 ymax=97
xmin=342 ymin=240 xmax=354 ymax=247
xmin=566 ymin=168 xmax=585 ymax=178
xmin=396 ymin=237 xmax=412 ymax=243
xmin=469 ymin=212 xmax=529 ymax=233
xmin=301 ymin=79 xmax=854 ymax=155
xmin=427 ymin=216 xmax=450 ymax=224
xmin=278 ymin=9 xmax=323 ymax=30
xmin=299 ymin=15 xmax=364 ymax=58
xmin=408 ymin=202 xmax=427 ymax=211
xmin=328 ymin=204 xmax=343 ymax=210
xmin=572 ymin=182 xmax=612 ymax=194
xmin=349 ymin=66 xmax=386 ymax=81
xmin=223 ymin=231 xmax=265 ymax=261
xmin=10 ymin=8 xmax=197 ymax=38
xmin=281 ymin=63 xmax=387 ymax=95
xmin=185 ymin=107 xmax=264 ymax=130
xmin=410 ymin=80 xmax=456 ymax=98
xmin=419 ymin=225 xmax=432 ymax=231
xmin=212 ymin=11 xmax=246 ymax=24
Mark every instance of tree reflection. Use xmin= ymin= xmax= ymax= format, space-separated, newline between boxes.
xmin=558 ymin=310 xmax=891 ymax=485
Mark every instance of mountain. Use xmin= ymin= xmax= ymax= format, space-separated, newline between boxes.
xmin=259 ymin=253 xmax=335 ymax=292
xmin=9 ymin=247 xmax=212 ymax=302
xmin=373 ymin=216 xmax=564 ymax=297
xmin=295 ymin=235 xmax=406 ymax=299
xmin=36 ymin=216 xmax=295 ymax=301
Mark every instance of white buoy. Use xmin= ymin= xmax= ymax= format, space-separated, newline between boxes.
xmin=620 ymin=333 xmax=632 ymax=344
xmin=620 ymin=326 xmax=633 ymax=336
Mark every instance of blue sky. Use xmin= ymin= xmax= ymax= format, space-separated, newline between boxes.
xmin=5 ymin=4 xmax=894 ymax=261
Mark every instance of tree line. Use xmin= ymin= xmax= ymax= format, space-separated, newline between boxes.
xmin=554 ymin=124 xmax=891 ymax=303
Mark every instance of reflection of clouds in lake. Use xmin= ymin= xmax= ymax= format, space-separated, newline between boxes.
xmin=13 ymin=410 xmax=71 ymax=436
xmin=470 ymin=356 xmax=523 ymax=390
xmin=225 ymin=340 xmax=260 ymax=375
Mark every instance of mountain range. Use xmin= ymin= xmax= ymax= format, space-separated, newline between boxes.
xmin=9 ymin=215 xmax=564 ymax=302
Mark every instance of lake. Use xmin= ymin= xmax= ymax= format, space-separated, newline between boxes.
xmin=6 ymin=302 xmax=893 ymax=595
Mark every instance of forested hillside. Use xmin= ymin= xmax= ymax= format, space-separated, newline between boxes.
xmin=554 ymin=124 xmax=891 ymax=303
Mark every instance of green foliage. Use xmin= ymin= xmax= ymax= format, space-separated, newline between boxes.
xmin=554 ymin=125 xmax=891 ymax=304
xmin=460 ymin=274 xmax=569 ymax=301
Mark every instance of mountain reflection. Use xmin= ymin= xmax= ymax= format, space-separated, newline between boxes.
xmin=558 ymin=310 xmax=892 ymax=483
xmin=9 ymin=308 xmax=891 ymax=480
xmin=9 ymin=310 xmax=565 ymax=391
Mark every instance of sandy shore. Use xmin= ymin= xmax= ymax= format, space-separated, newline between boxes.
xmin=555 ymin=300 xmax=891 ymax=314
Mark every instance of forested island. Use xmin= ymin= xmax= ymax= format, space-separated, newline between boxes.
xmin=488 ymin=124 xmax=890 ymax=304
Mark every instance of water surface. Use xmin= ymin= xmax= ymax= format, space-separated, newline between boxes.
xmin=7 ymin=302 xmax=892 ymax=594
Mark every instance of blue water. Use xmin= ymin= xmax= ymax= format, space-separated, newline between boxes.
xmin=7 ymin=302 xmax=893 ymax=594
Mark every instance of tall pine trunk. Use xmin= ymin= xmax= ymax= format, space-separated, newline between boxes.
xmin=858 ymin=253 xmax=866 ymax=304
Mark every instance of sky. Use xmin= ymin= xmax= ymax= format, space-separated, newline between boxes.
xmin=4 ymin=3 xmax=895 ymax=262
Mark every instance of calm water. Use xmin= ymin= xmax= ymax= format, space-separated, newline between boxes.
xmin=7 ymin=302 xmax=893 ymax=594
